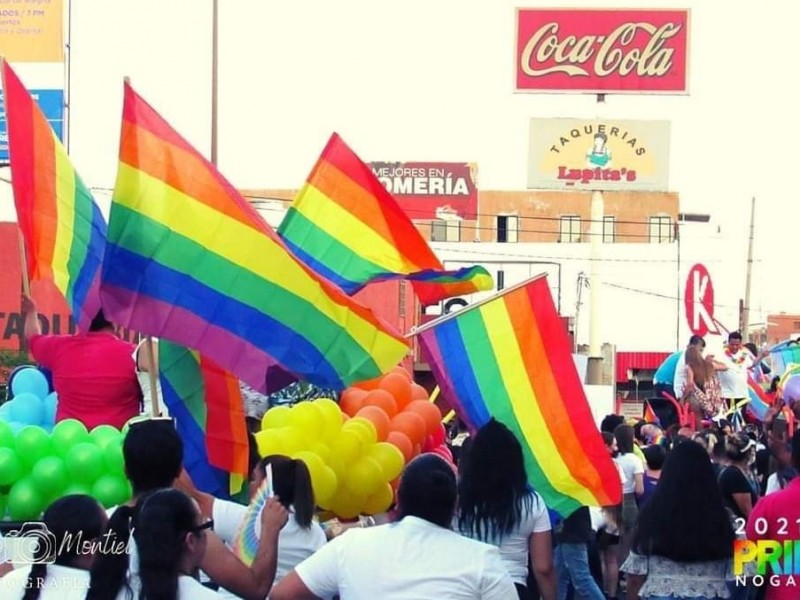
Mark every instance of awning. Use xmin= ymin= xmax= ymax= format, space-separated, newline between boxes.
xmin=615 ymin=351 xmax=671 ymax=383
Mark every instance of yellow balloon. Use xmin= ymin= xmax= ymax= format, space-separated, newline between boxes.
xmin=345 ymin=456 xmax=384 ymax=496
xmin=279 ymin=427 xmax=306 ymax=456
xmin=308 ymin=442 xmax=331 ymax=465
xmin=314 ymin=398 xmax=344 ymax=441
xmin=314 ymin=466 xmax=338 ymax=505
xmin=289 ymin=402 xmax=324 ymax=440
xmin=329 ymin=486 xmax=365 ymax=520
xmin=261 ymin=405 xmax=291 ymax=430
xmin=255 ymin=429 xmax=286 ymax=457
xmin=368 ymin=442 xmax=405 ymax=482
xmin=330 ymin=430 xmax=363 ymax=464
xmin=326 ymin=452 xmax=347 ymax=481
xmin=363 ymin=482 xmax=394 ymax=515
xmin=343 ymin=418 xmax=377 ymax=446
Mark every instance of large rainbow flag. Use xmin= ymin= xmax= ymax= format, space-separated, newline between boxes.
xmin=100 ymin=83 xmax=408 ymax=392
xmin=2 ymin=61 xmax=106 ymax=331
xmin=277 ymin=133 xmax=492 ymax=306
xmin=158 ymin=340 xmax=249 ymax=497
xmin=416 ymin=275 xmax=621 ymax=516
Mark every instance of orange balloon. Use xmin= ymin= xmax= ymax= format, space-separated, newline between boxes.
xmin=391 ymin=366 xmax=413 ymax=382
xmin=356 ymin=406 xmax=391 ymax=442
xmin=363 ymin=389 xmax=398 ymax=418
xmin=386 ymin=430 xmax=413 ymax=463
xmin=410 ymin=383 xmax=429 ymax=401
xmin=340 ymin=388 xmax=367 ymax=417
xmin=380 ymin=373 xmax=412 ymax=410
xmin=406 ymin=400 xmax=442 ymax=437
xmin=354 ymin=375 xmax=383 ymax=391
xmin=389 ymin=411 xmax=427 ymax=446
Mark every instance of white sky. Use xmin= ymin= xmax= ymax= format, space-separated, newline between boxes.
xmin=2 ymin=0 xmax=798 ymax=315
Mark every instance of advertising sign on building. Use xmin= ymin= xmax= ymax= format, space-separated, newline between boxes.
xmin=0 ymin=0 xmax=65 ymax=162
xmin=371 ymin=162 xmax=478 ymax=220
xmin=515 ymin=8 xmax=690 ymax=94
xmin=527 ymin=118 xmax=670 ymax=191
xmin=685 ymin=263 xmax=718 ymax=337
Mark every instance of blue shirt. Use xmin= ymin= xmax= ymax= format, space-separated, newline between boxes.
xmin=653 ymin=352 xmax=682 ymax=385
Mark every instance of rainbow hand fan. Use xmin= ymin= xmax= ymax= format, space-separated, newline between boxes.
xmin=233 ymin=464 xmax=273 ymax=565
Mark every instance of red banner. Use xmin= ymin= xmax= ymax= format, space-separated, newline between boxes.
xmin=370 ymin=162 xmax=478 ymax=220
xmin=515 ymin=9 xmax=690 ymax=94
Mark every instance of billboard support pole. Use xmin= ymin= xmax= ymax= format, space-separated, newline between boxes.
xmin=586 ymin=93 xmax=606 ymax=385
xmin=742 ymin=197 xmax=756 ymax=340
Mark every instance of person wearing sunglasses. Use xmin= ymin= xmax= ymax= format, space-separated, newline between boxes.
xmin=134 ymin=488 xmax=220 ymax=599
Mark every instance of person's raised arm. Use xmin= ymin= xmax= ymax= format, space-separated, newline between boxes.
xmin=21 ymin=294 xmax=41 ymax=339
xmin=201 ymin=497 xmax=288 ymax=600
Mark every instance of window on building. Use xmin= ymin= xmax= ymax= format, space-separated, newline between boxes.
xmin=648 ymin=216 xmax=672 ymax=243
xmin=559 ymin=215 xmax=581 ymax=243
xmin=430 ymin=220 xmax=461 ymax=242
xmin=603 ymin=216 xmax=616 ymax=243
xmin=496 ymin=215 xmax=519 ymax=243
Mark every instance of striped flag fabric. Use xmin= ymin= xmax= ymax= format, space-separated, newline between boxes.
xmin=2 ymin=60 xmax=106 ymax=331
xmin=278 ymin=133 xmax=492 ymax=305
xmin=416 ymin=275 xmax=621 ymax=517
xmin=99 ymin=83 xmax=408 ymax=393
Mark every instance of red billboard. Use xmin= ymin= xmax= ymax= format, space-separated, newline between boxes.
xmin=515 ymin=8 xmax=690 ymax=94
xmin=370 ymin=162 xmax=478 ymax=220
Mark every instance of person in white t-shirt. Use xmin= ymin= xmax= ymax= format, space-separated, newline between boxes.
xmin=612 ymin=424 xmax=644 ymax=574
xmin=205 ymin=455 xmax=327 ymax=596
xmin=0 ymin=495 xmax=107 ymax=599
xmin=270 ymin=454 xmax=517 ymax=600
xmin=717 ymin=332 xmax=754 ymax=411
xmin=455 ymin=419 xmax=555 ymax=600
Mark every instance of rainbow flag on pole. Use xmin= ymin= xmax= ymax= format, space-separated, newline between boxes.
xmin=100 ymin=83 xmax=408 ymax=393
xmin=416 ymin=275 xmax=621 ymax=517
xmin=158 ymin=340 xmax=249 ymax=497
xmin=278 ymin=133 xmax=492 ymax=305
xmin=2 ymin=60 xmax=106 ymax=331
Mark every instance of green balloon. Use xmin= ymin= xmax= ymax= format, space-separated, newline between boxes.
xmin=90 ymin=425 xmax=122 ymax=449
xmin=66 ymin=443 xmax=105 ymax=484
xmin=103 ymin=438 xmax=126 ymax=475
xmin=0 ymin=447 xmax=23 ymax=487
xmin=7 ymin=477 xmax=44 ymax=521
xmin=0 ymin=421 xmax=15 ymax=449
xmin=15 ymin=426 xmax=53 ymax=468
xmin=92 ymin=474 xmax=130 ymax=508
xmin=51 ymin=419 xmax=90 ymax=457
xmin=62 ymin=482 xmax=92 ymax=497
xmin=0 ymin=493 xmax=7 ymax=519
xmin=32 ymin=456 xmax=68 ymax=496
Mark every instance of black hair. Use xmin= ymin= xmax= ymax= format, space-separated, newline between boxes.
xmin=124 ymin=419 xmax=183 ymax=495
xmin=643 ymin=445 xmax=667 ymax=471
xmin=86 ymin=503 xmax=139 ymax=600
xmin=601 ymin=414 xmax=625 ymax=434
xmin=725 ymin=433 xmax=755 ymax=463
xmin=614 ymin=424 xmax=636 ymax=455
xmin=688 ymin=335 xmax=705 ymax=347
xmin=136 ymin=489 xmax=205 ymax=600
xmin=728 ymin=331 xmax=743 ymax=343
xmin=791 ymin=430 xmax=800 ymax=471
xmin=89 ymin=310 xmax=114 ymax=332
xmin=744 ymin=342 xmax=758 ymax=356
xmin=398 ymin=454 xmax=457 ymax=528
xmin=247 ymin=431 xmax=259 ymax=477
xmin=593 ymin=132 xmax=607 ymax=143
xmin=22 ymin=495 xmax=105 ymax=600
xmin=258 ymin=455 xmax=315 ymax=528
xmin=770 ymin=376 xmax=781 ymax=394
xmin=457 ymin=419 xmax=536 ymax=542
xmin=633 ymin=420 xmax=647 ymax=443
xmin=633 ymin=441 xmax=734 ymax=561
xmin=601 ymin=431 xmax=615 ymax=447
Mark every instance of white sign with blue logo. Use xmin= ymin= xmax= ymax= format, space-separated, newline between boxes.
xmin=0 ymin=89 xmax=65 ymax=162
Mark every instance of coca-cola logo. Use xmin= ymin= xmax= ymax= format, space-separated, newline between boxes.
xmin=520 ymin=21 xmax=683 ymax=79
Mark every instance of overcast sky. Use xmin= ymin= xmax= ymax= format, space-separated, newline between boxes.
xmin=1 ymin=0 xmax=797 ymax=316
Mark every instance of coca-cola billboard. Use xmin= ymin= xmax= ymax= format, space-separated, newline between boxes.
xmin=515 ymin=8 xmax=690 ymax=94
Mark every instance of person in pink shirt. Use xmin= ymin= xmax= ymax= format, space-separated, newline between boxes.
xmin=746 ymin=430 xmax=800 ymax=600
xmin=22 ymin=295 xmax=141 ymax=430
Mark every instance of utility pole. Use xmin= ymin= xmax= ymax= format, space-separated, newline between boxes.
xmin=210 ymin=0 xmax=219 ymax=166
xmin=586 ymin=93 xmax=606 ymax=385
xmin=742 ymin=197 xmax=755 ymax=339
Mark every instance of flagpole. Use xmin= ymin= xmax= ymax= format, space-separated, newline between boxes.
xmin=17 ymin=229 xmax=30 ymax=297
xmin=405 ymin=273 xmax=548 ymax=338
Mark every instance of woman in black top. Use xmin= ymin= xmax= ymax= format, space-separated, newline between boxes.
xmin=717 ymin=433 xmax=759 ymax=520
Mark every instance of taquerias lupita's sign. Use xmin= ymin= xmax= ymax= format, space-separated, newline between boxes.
xmin=527 ymin=119 xmax=671 ymax=192
xmin=515 ymin=8 xmax=690 ymax=94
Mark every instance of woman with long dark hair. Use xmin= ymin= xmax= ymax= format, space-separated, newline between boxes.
xmin=135 ymin=488 xmax=221 ymax=599
xmin=0 ymin=495 xmax=106 ymax=599
xmin=622 ymin=441 xmax=735 ymax=599
xmin=682 ymin=345 xmax=724 ymax=423
xmin=456 ymin=419 xmax=556 ymax=600
xmin=718 ymin=433 xmax=760 ymax=520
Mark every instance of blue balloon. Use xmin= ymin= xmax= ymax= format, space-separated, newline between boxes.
xmin=7 ymin=422 xmax=24 ymax=434
xmin=10 ymin=367 xmax=50 ymax=400
xmin=43 ymin=392 xmax=58 ymax=426
xmin=9 ymin=393 xmax=45 ymax=426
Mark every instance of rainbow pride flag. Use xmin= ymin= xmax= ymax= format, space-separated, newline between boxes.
xmin=278 ymin=133 xmax=492 ymax=305
xmin=417 ymin=275 xmax=621 ymax=516
xmin=644 ymin=400 xmax=661 ymax=425
xmin=100 ymin=83 xmax=408 ymax=393
xmin=2 ymin=61 xmax=106 ymax=331
xmin=158 ymin=339 xmax=249 ymax=497
xmin=746 ymin=377 xmax=770 ymax=422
